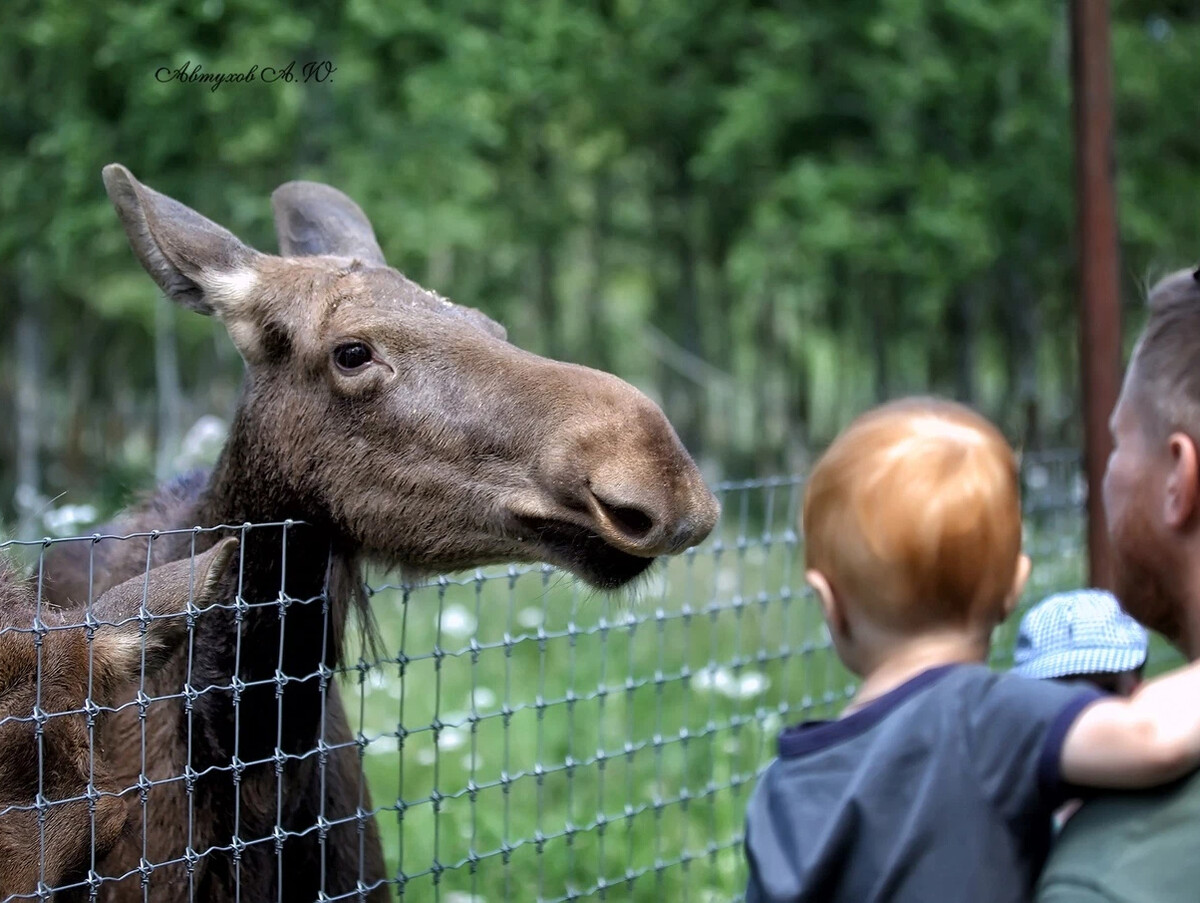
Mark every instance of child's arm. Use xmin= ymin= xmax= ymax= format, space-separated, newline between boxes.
xmin=1061 ymin=660 xmax=1200 ymax=788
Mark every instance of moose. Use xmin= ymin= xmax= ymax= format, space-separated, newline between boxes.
xmin=37 ymin=165 xmax=721 ymax=902
xmin=0 ymin=539 xmax=235 ymax=899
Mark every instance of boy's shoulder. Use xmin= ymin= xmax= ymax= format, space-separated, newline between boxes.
xmin=771 ymin=663 xmax=1094 ymax=764
xmin=773 ymin=662 xmax=977 ymax=760
xmin=754 ymin=663 xmax=1104 ymax=841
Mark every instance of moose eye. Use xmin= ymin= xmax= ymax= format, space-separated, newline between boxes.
xmin=333 ymin=342 xmax=373 ymax=371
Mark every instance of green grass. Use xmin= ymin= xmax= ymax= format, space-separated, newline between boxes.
xmin=335 ymin=490 xmax=1109 ymax=902
xmin=343 ymin=534 xmax=826 ymax=901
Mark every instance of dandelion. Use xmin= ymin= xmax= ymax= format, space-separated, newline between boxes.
xmin=638 ymin=572 xmax=668 ymax=597
xmin=615 ymin=607 xmax=639 ymax=627
xmin=517 ymin=607 xmax=543 ymax=629
xmin=692 ymin=665 xmax=734 ymax=694
xmin=437 ymin=726 xmax=467 ymax=752
xmin=716 ymin=568 xmax=739 ymax=594
xmin=692 ymin=666 xmax=770 ymax=699
xmin=730 ymin=671 xmax=770 ymax=699
xmin=366 ymin=735 xmax=399 ymax=757
xmin=471 ymin=687 xmax=497 ymax=710
xmin=174 ymin=415 xmax=228 ymax=470
xmin=1024 ymin=464 xmax=1049 ymax=491
xmin=743 ymin=546 xmax=767 ymax=566
xmin=439 ymin=603 xmax=477 ymax=638
xmin=43 ymin=504 xmax=99 ymax=536
xmin=461 ymin=752 xmax=484 ymax=772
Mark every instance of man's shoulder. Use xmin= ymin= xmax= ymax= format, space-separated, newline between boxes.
xmin=1056 ymin=765 xmax=1200 ymax=847
xmin=1036 ymin=768 xmax=1200 ymax=902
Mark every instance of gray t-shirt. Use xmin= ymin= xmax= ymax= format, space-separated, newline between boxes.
xmin=743 ymin=663 xmax=1102 ymax=903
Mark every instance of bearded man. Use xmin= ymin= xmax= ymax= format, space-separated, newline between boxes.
xmin=1038 ymin=267 xmax=1200 ymax=902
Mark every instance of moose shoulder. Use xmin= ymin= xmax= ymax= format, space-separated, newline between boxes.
xmin=41 ymin=165 xmax=719 ymax=902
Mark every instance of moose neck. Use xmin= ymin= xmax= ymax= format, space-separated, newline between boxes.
xmin=185 ymin=402 xmax=373 ymax=766
xmin=194 ymin=399 xmax=365 ymax=672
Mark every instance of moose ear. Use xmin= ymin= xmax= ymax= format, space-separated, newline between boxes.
xmin=91 ymin=538 xmax=238 ymax=682
xmin=102 ymin=164 xmax=262 ymax=318
xmin=271 ymin=180 xmax=387 ymax=266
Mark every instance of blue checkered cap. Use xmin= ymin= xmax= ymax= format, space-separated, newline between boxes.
xmin=1012 ymin=589 xmax=1149 ymax=679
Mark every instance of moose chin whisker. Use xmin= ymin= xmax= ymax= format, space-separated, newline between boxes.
xmin=511 ymin=516 xmax=656 ymax=590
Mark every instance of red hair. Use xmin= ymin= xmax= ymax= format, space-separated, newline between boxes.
xmin=803 ymin=397 xmax=1022 ymax=630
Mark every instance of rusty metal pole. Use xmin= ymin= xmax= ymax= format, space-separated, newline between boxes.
xmin=1070 ymin=0 xmax=1122 ymax=590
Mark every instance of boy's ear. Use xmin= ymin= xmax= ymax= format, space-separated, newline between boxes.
xmin=806 ymin=569 xmax=848 ymax=637
xmin=1004 ymin=554 xmax=1032 ymax=617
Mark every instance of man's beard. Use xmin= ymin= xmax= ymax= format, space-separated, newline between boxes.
xmin=1111 ymin=504 xmax=1187 ymax=651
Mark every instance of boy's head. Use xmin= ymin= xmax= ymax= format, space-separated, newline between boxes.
xmin=1013 ymin=589 xmax=1148 ymax=696
xmin=803 ymin=397 xmax=1026 ymax=653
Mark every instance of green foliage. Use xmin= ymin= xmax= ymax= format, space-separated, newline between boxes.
xmin=2 ymin=1 xmax=1199 ymax=517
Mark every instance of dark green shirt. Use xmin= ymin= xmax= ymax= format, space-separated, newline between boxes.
xmin=1036 ymin=769 xmax=1200 ymax=902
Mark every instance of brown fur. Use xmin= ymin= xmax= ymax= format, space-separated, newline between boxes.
xmin=40 ymin=166 xmax=720 ymax=903
xmin=0 ymin=541 xmax=235 ymax=899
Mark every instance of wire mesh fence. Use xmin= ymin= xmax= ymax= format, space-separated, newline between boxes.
xmin=0 ymin=454 xmax=1093 ymax=902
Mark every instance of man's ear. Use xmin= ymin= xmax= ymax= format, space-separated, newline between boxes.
xmin=806 ymin=569 xmax=849 ymax=639
xmin=1003 ymin=554 xmax=1032 ymax=619
xmin=1164 ymin=432 xmax=1200 ymax=529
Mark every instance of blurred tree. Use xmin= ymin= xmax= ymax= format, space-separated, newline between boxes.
xmin=1 ymin=0 xmax=1198 ymax=525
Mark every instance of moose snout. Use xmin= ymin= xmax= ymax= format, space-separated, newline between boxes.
xmin=501 ymin=358 xmax=721 ymax=584
xmin=534 ymin=378 xmax=722 ymax=559
xmin=583 ymin=479 xmax=719 ymax=557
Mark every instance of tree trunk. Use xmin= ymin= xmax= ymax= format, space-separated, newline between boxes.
xmin=583 ymin=168 xmax=613 ymax=371
xmin=426 ymin=245 xmax=454 ymax=292
xmin=532 ymin=141 xmax=560 ymax=359
xmin=1017 ymin=298 xmax=1042 ymax=450
xmin=870 ymin=281 xmax=891 ymax=403
xmin=666 ymin=156 xmax=705 ymax=454
xmin=155 ymin=297 xmax=183 ymax=481
xmin=62 ymin=320 xmax=94 ymax=482
xmin=14 ymin=252 xmax=44 ymax=531
xmin=1004 ymin=238 xmax=1042 ymax=447
xmin=951 ymin=285 xmax=981 ymax=404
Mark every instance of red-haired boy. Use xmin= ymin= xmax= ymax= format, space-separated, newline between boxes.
xmin=744 ymin=397 xmax=1200 ymax=903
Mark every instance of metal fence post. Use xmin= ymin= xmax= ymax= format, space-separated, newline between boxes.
xmin=1070 ymin=0 xmax=1122 ymax=591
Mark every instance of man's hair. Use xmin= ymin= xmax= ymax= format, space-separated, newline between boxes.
xmin=1130 ymin=268 xmax=1200 ymax=440
xmin=802 ymin=397 xmax=1022 ymax=631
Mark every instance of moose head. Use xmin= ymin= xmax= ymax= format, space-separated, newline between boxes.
xmin=102 ymin=165 xmax=720 ymax=589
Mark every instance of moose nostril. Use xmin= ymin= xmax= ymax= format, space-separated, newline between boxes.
xmin=594 ymin=498 xmax=656 ymax=541
xmin=666 ymin=517 xmax=700 ymax=553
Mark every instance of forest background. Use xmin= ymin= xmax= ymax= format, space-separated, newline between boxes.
xmin=1 ymin=0 xmax=1193 ymax=533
